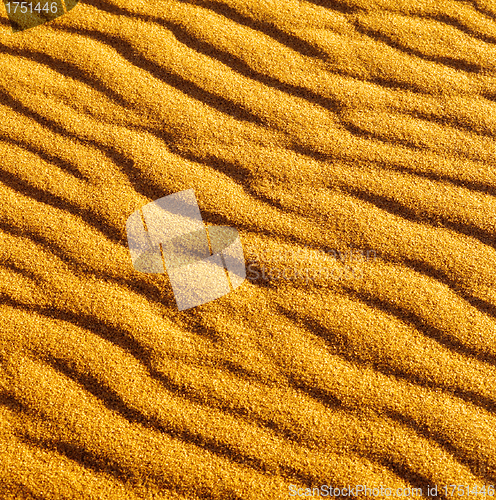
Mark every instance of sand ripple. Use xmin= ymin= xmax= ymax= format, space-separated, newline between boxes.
xmin=0 ymin=0 xmax=495 ymax=498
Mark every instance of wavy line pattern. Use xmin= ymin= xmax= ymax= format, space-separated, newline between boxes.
xmin=0 ymin=0 xmax=495 ymax=498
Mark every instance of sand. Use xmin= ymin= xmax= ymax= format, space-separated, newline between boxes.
xmin=0 ymin=0 xmax=495 ymax=498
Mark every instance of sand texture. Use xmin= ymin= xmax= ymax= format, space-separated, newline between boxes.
xmin=0 ymin=0 xmax=495 ymax=498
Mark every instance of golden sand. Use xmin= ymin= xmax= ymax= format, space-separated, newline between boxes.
xmin=0 ymin=0 xmax=495 ymax=498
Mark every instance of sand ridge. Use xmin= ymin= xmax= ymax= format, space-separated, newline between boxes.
xmin=0 ymin=0 xmax=495 ymax=498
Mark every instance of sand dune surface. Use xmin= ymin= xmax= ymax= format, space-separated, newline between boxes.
xmin=0 ymin=0 xmax=495 ymax=498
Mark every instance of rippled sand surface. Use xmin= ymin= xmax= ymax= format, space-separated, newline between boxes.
xmin=1 ymin=0 xmax=496 ymax=498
